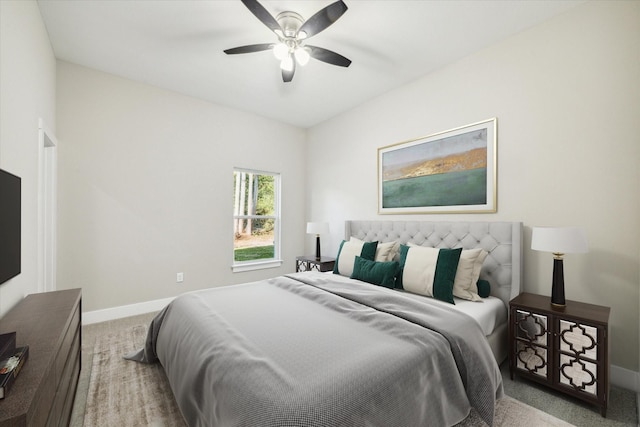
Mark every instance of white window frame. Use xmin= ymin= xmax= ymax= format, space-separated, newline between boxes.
xmin=232 ymin=168 xmax=282 ymax=273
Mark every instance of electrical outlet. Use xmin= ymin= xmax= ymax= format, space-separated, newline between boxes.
xmin=176 ymin=272 xmax=184 ymax=283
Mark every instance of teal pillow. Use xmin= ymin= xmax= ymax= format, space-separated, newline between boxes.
xmin=477 ymin=279 xmax=491 ymax=298
xmin=351 ymin=256 xmax=399 ymax=288
xmin=432 ymin=248 xmax=462 ymax=304
xmin=360 ymin=241 xmax=378 ymax=261
xmin=333 ymin=240 xmax=379 ymax=276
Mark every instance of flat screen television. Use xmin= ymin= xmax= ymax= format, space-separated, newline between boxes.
xmin=0 ymin=168 xmax=21 ymax=284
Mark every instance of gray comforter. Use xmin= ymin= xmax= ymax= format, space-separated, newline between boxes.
xmin=126 ymin=272 xmax=503 ymax=426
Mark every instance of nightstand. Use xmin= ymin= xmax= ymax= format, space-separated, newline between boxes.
xmin=295 ymin=255 xmax=335 ymax=272
xmin=509 ymin=292 xmax=610 ymax=416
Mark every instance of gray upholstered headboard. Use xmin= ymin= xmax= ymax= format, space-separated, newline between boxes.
xmin=344 ymin=221 xmax=523 ymax=308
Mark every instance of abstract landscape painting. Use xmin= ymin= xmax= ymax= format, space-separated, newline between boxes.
xmin=378 ymin=119 xmax=496 ymax=214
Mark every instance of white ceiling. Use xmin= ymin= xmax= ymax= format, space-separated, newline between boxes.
xmin=37 ymin=0 xmax=583 ymax=128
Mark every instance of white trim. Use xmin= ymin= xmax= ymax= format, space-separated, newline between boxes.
xmin=37 ymin=118 xmax=57 ymax=293
xmin=231 ymin=259 xmax=283 ymax=273
xmin=610 ymin=364 xmax=640 ymax=393
xmin=83 ymin=296 xmax=175 ymax=325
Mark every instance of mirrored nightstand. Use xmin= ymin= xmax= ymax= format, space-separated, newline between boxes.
xmin=295 ymin=255 xmax=335 ymax=272
xmin=509 ymin=292 xmax=610 ymax=416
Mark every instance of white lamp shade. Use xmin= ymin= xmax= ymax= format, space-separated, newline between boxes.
xmin=306 ymin=222 xmax=329 ymax=235
xmin=531 ymin=227 xmax=588 ymax=254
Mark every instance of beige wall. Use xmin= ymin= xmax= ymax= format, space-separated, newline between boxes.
xmin=56 ymin=62 xmax=307 ymax=312
xmin=0 ymin=0 xmax=57 ymax=315
xmin=306 ymin=1 xmax=640 ymax=371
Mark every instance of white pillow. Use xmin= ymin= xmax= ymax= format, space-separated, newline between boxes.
xmin=351 ymin=237 xmax=399 ymax=262
xmin=377 ymin=241 xmax=400 ymax=261
xmin=336 ymin=240 xmax=365 ymax=277
xmin=452 ymin=249 xmax=488 ymax=301
xmin=402 ymin=246 xmax=442 ymax=298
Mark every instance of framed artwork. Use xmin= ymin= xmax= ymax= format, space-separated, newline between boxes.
xmin=378 ymin=118 xmax=497 ymax=214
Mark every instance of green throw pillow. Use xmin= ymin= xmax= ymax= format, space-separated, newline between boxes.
xmin=360 ymin=241 xmax=378 ymax=261
xmin=477 ymin=279 xmax=491 ymax=298
xmin=432 ymin=248 xmax=463 ymax=304
xmin=351 ymin=256 xmax=399 ymax=288
xmin=400 ymin=245 xmax=462 ymax=304
xmin=333 ymin=240 xmax=379 ymax=276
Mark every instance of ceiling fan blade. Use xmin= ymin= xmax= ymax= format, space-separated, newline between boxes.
xmin=224 ymin=43 xmax=273 ymax=55
xmin=282 ymin=57 xmax=295 ymax=82
xmin=240 ymin=0 xmax=282 ymax=34
xmin=298 ymin=0 xmax=347 ymax=39
xmin=307 ymin=45 xmax=351 ymax=67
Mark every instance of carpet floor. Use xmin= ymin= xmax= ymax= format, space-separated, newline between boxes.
xmin=71 ymin=313 xmax=638 ymax=427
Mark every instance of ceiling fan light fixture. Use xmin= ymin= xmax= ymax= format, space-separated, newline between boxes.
xmin=294 ymin=47 xmax=310 ymax=66
xmin=273 ymin=42 xmax=289 ymax=60
xmin=280 ymin=55 xmax=294 ymax=72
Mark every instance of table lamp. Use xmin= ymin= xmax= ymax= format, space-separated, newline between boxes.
xmin=306 ymin=222 xmax=329 ymax=260
xmin=531 ymin=226 xmax=588 ymax=308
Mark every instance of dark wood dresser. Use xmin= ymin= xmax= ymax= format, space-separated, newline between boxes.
xmin=0 ymin=289 xmax=82 ymax=427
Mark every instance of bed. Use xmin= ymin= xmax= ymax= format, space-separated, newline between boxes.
xmin=127 ymin=220 xmax=523 ymax=427
xmin=344 ymin=220 xmax=523 ymax=363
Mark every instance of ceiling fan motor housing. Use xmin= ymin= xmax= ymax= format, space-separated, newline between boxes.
xmin=276 ymin=11 xmax=304 ymax=38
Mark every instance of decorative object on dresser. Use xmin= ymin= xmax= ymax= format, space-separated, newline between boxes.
xmin=0 ymin=345 xmax=29 ymax=399
xmin=509 ymin=292 xmax=610 ymax=416
xmin=0 ymin=332 xmax=16 ymax=361
xmin=295 ymin=255 xmax=335 ymax=272
xmin=0 ymin=289 xmax=81 ymax=427
xmin=306 ymin=221 xmax=329 ymax=260
xmin=531 ymin=226 xmax=588 ymax=307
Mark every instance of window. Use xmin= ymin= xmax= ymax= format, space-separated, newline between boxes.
xmin=232 ymin=168 xmax=281 ymax=272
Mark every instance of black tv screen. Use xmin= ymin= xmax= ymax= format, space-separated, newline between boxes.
xmin=0 ymin=168 xmax=21 ymax=284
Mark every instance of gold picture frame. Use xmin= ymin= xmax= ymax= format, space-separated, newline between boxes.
xmin=378 ymin=118 xmax=497 ymax=214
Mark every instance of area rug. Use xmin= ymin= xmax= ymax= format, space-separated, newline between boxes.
xmin=84 ymin=325 xmax=575 ymax=427
xmin=83 ymin=325 xmax=185 ymax=426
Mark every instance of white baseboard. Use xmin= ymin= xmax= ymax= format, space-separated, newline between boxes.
xmin=83 ymin=298 xmax=640 ymax=395
xmin=82 ymin=296 xmax=175 ymax=325
xmin=611 ymin=364 xmax=640 ymax=393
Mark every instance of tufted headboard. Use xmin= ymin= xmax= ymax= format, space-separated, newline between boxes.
xmin=344 ymin=220 xmax=523 ymax=308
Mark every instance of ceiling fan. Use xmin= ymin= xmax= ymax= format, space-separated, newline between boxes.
xmin=224 ymin=0 xmax=351 ymax=82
